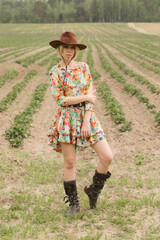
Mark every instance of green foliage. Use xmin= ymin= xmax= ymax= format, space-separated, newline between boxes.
xmin=47 ymin=57 xmax=61 ymax=75
xmin=86 ymin=41 xmax=101 ymax=80
xmin=0 ymin=0 xmax=160 ymax=23
xmin=0 ymin=70 xmax=37 ymax=112
xmin=155 ymin=111 xmax=160 ymax=125
xmin=98 ymin=40 xmax=160 ymax=95
xmin=38 ymin=52 xmax=56 ymax=66
xmin=16 ymin=49 xmax=52 ymax=67
xmin=4 ymin=83 xmax=48 ymax=147
xmin=0 ymin=70 xmax=18 ymax=88
xmin=93 ymin=41 xmax=160 ymax=125
xmin=98 ymin=82 xmax=132 ymax=132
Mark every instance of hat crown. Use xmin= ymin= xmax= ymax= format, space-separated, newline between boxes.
xmin=49 ymin=31 xmax=87 ymax=50
xmin=59 ymin=32 xmax=77 ymax=45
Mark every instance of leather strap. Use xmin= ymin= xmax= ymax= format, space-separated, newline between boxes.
xmin=67 ymin=102 xmax=85 ymax=107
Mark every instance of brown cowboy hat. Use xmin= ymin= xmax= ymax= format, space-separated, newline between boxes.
xmin=49 ymin=32 xmax=87 ymax=50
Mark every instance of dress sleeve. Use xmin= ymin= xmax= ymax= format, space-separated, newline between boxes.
xmin=49 ymin=69 xmax=68 ymax=107
xmin=84 ymin=64 xmax=95 ymax=112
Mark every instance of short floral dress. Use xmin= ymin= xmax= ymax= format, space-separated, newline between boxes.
xmin=47 ymin=62 xmax=106 ymax=153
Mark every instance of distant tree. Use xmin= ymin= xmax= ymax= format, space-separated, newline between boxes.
xmin=0 ymin=0 xmax=160 ymax=23
xmin=91 ymin=0 xmax=99 ymax=22
xmin=48 ymin=0 xmax=57 ymax=8
xmin=32 ymin=1 xmax=48 ymax=23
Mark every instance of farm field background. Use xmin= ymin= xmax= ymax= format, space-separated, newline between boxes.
xmin=0 ymin=23 xmax=160 ymax=239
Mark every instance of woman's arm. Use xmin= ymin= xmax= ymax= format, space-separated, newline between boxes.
xmin=83 ymin=110 xmax=92 ymax=123
xmin=81 ymin=110 xmax=92 ymax=139
xmin=65 ymin=95 xmax=89 ymax=105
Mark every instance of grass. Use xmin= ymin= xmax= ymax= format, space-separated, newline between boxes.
xmin=0 ymin=148 xmax=160 ymax=240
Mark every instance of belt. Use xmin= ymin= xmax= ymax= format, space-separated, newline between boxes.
xmin=67 ymin=102 xmax=86 ymax=108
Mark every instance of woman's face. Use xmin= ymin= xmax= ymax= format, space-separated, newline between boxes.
xmin=62 ymin=44 xmax=75 ymax=61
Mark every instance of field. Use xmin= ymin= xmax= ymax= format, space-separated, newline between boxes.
xmin=0 ymin=23 xmax=160 ymax=240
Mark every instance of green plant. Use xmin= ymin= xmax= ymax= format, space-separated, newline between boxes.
xmin=4 ymin=83 xmax=48 ymax=147
xmin=0 ymin=70 xmax=18 ymax=88
xmin=0 ymin=70 xmax=37 ymax=112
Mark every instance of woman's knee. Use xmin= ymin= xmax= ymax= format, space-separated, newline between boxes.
xmin=64 ymin=158 xmax=76 ymax=169
xmin=100 ymin=152 xmax=113 ymax=166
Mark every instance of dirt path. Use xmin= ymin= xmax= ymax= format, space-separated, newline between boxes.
xmin=128 ymin=23 xmax=160 ymax=35
xmin=128 ymin=23 xmax=148 ymax=34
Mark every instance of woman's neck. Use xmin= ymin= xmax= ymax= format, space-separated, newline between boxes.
xmin=60 ymin=60 xmax=76 ymax=68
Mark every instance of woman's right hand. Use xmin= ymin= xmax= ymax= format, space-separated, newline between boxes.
xmin=87 ymin=89 xmax=97 ymax=104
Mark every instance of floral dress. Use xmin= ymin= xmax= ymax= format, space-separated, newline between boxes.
xmin=47 ymin=62 xmax=106 ymax=153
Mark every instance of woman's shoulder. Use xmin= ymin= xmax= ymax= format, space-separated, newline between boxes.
xmin=49 ymin=65 xmax=59 ymax=75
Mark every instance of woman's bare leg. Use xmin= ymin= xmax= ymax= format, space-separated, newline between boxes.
xmin=90 ymin=138 xmax=113 ymax=173
xmin=60 ymin=143 xmax=76 ymax=181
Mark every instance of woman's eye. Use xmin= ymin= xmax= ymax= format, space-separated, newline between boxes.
xmin=63 ymin=45 xmax=68 ymax=48
xmin=71 ymin=46 xmax=75 ymax=49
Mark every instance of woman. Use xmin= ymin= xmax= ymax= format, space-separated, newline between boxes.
xmin=48 ymin=32 xmax=113 ymax=217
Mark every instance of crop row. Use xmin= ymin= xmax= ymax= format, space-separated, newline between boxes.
xmin=112 ymin=39 xmax=160 ymax=68
xmin=4 ymin=83 xmax=49 ymax=147
xmin=98 ymin=83 xmax=132 ymax=132
xmin=119 ymin=42 xmax=160 ymax=61
xmin=125 ymin=40 xmax=160 ymax=53
xmin=0 ymin=48 xmax=23 ymax=62
xmin=88 ymin=42 xmax=131 ymax=131
xmin=0 ymin=47 xmax=39 ymax=63
xmin=0 ymin=47 xmax=17 ymax=56
xmin=76 ymin=46 xmax=84 ymax=62
xmin=0 ymin=70 xmax=37 ymax=112
xmin=86 ymin=41 xmax=101 ymax=80
xmin=113 ymin=42 xmax=160 ymax=70
xmin=93 ymin=41 xmax=160 ymax=125
xmin=97 ymin=40 xmax=160 ymax=95
xmin=106 ymin=40 xmax=160 ymax=75
xmin=38 ymin=52 xmax=56 ymax=66
xmin=0 ymin=70 xmax=19 ymax=88
xmin=16 ymin=48 xmax=52 ymax=67
xmin=99 ymin=31 xmax=160 ymax=67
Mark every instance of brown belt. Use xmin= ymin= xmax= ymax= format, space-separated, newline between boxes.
xmin=67 ymin=102 xmax=86 ymax=108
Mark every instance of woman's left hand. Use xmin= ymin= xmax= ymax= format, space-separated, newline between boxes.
xmin=81 ymin=121 xmax=90 ymax=139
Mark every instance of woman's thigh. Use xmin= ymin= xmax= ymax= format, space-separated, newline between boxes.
xmin=90 ymin=138 xmax=113 ymax=162
xmin=60 ymin=142 xmax=76 ymax=164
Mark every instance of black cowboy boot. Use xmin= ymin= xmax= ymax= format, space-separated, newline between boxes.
xmin=84 ymin=170 xmax=111 ymax=209
xmin=63 ymin=180 xmax=80 ymax=217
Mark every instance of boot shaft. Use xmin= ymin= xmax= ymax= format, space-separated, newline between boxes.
xmin=93 ymin=170 xmax=111 ymax=189
xmin=63 ymin=180 xmax=79 ymax=206
xmin=63 ymin=180 xmax=80 ymax=217
xmin=84 ymin=170 xmax=111 ymax=209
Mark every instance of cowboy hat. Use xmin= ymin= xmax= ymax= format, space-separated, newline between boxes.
xmin=49 ymin=32 xmax=87 ymax=50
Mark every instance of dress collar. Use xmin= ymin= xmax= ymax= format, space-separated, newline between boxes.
xmin=57 ymin=61 xmax=80 ymax=70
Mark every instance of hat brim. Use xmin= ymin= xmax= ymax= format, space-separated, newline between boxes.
xmin=49 ymin=40 xmax=87 ymax=50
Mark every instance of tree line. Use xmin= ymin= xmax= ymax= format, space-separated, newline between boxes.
xmin=0 ymin=0 xmax=160 ymax=23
